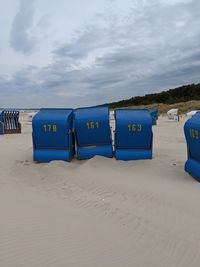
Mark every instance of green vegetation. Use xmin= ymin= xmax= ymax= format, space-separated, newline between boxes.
xmin=120 ymin=100 xmax=200 ymax=114
xmin=107 ymin=83 xmax=200 ymax=109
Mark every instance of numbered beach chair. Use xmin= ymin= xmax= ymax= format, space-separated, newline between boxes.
xmin=74 ymin=106 xmax=113 ymax=159
xmin=167 ymin=108 xmax=179 ymax=122
xmin=32 ymin=108 xmax=75 ymax=162
xmin=1 ymin=110 xmax=21 ymax=134
xmin=184 ymin=112 xmax=200 ymax=181
xmin=0 ymin=111 xmax=4 ymax=135
xmin=114 ymin=109 xmax=153 ymax=160
xmin=150 ymin=109 xmax=158 ymax=125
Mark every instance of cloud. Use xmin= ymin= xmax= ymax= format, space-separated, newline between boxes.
xmin=1 ymin=0 xmax=200 ymax=108
xmin=10 ymin=0 xmax=36 ymax=54
xmin=48 ymin=0 xmax=200 ymax=101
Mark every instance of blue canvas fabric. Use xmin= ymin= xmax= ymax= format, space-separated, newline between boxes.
xmin=150 ymin=109 xmax=158 ymax=125
xmin=32 ymin=108 xmax=74 ymax=162
xmin=0 ymin=111 xmax=4 ymax=135
xmin=184 ymin=112 xmax=200 ymax=181
xmin=114 ymin=109 xmax=153 ymax=160
xmin=74 ymin=106 xmax=113 ymax=159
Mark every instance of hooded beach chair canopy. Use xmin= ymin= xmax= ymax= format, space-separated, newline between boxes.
xmin=167 ymin=108 xmax=179 ymax=121
xmin=114 ymin=109 xmax=153 ymax=160
xmin=184 ymin=112 xmax=200 ymax=181
xmin=149 ymin=109 xmax=158 ymax=125
xmin=32 ymin=108 xmax=74 ymax=162
xmin=74 ymin=106 xmax=113 ymax=159
xmin=0 ymin=109 xmax=21 ymax=134
xmin=0 ymin=111 xmax=4 ymax=135
xmin=186 ymin=110 xmax=199 ymax=119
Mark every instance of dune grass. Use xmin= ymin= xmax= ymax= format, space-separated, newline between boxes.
xmin=121 ymin=100 xmax=200 ymax=114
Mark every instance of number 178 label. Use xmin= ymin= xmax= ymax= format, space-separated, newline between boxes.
xmin=43 ymin=124 xmax=57 ymax=133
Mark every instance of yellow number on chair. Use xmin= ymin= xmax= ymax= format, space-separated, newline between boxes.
xmin=52 ymin=125 xmax=57 ymax=132
xmin=138 ymin=124 xmax=142 ymax=132
xmin=128 ymin=124 xmax=142 ymax=132
xmin=132 ymin=124 xmax=137 ymax=132
xmin=86 ymin=121 xmax=99 ymax=129
xmin=189 ymin=128 xmax=198 ymax=139
xmin=43 ymin=124 xmax=57 ymax=133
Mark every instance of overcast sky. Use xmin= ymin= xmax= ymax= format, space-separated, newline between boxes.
xmin=0 ymin=0 xmax=200 ymax=108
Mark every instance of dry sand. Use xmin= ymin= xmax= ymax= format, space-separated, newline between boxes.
xmin=0 ymin=114 xmax=200 ymax=267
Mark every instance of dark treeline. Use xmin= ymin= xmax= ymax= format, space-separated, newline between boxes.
xmin=105 ymin=83 xmax=200 ymax=108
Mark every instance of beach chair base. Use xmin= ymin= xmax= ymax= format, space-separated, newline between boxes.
xmin=4 ymin=129 xmax=21 ymax=134
xmin=115 ymin=149 xmax=152 ymax=161
xmin=185 ymin=158 xmax=200 ymax=182
xmin=33 ymin=149 xmax=74 ymax=162
xmin=77 ymin=145 xmax=113 ymax=160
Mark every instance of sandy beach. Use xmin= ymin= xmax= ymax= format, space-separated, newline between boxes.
xmin=1 ymin=114 xmax=200 ymax=267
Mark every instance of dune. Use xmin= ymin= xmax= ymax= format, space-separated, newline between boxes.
xmin=0 ymin=113 xmax=200 ymax=267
